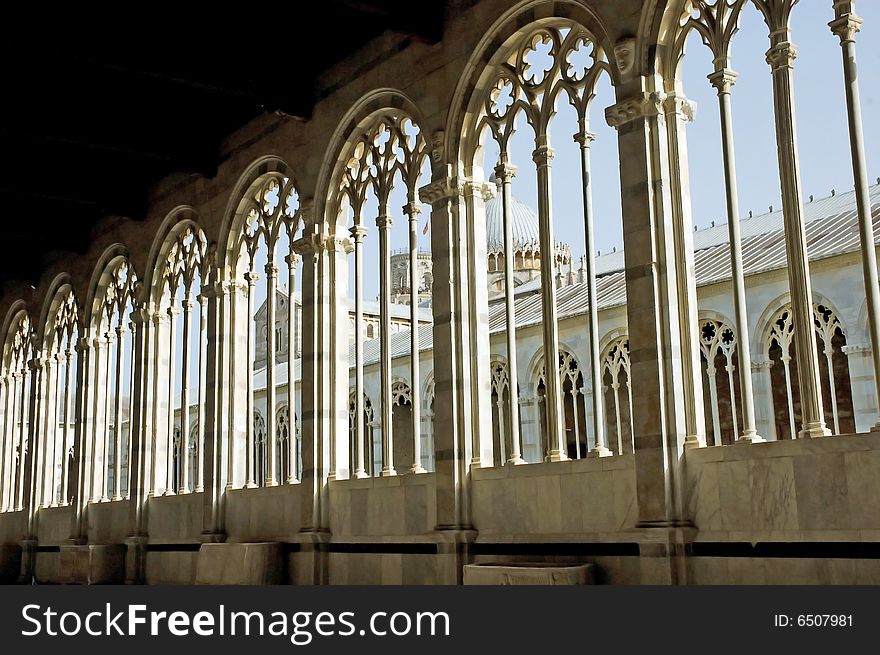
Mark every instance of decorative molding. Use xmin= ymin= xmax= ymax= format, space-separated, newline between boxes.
xmin=765 ymin=41 xmax=797 ymax=71
xmin=605 ymin=92 xmax=664 ymax=128
xmin=663 ymin=93 xmax=697 ymax=123
xmin=418 ymin=177 xmax=465 ymax=205
xmin=612 ymin=37 xmax=637 ymax=82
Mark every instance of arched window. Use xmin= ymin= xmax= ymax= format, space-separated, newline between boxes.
xmin=90 ymin=259 xmax=138 ymax=502
xmin=253 ymin=412 xmax=267 ymax=486
xmin=276 ymin=405 xmax=292 ymax=484
xmin=43 ymin=289 xmax=79 ymax=506
xmin=462 ymin=18 xmax=619 ymax=464
xmin=699 ymin=319 xmax=742 ymax=446
xmin=231 ymin=173 xmax=301 ymax=489
xmin=536 ymin=350 xmax=590 ymax=460
xmin=0 ymin=313 xmax=33 ymax=512
xmin=490 ymin=360 xmax=522 ymax=466
xmin=768 ymin=303 xmax=855 ymax=439
xmin=338 ymin=111 xmax=431 ymax=480
xmin=602 ymin=337 xmax=633 ymax=455
xmin=159 ymin=224 xmax=206 ymax=495
xmin=348 ymin=392 xmax=376 ymax=477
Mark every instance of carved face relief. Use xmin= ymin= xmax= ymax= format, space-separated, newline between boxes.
xmin=613 ymin=37 xmax=636 ymax=79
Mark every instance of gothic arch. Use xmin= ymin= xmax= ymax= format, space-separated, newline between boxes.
xmin=83 ymin=245 xmax=135 ymax=332
xmin=146 ymin=207 xmax=207 ymax=305
xmin=318 ymin=89 xmax=431 ymax=232
xmin=447 ymin=0 xmax=614 ymax=174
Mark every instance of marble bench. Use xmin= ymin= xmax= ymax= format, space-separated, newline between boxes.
xmin=463 ymin=562 xmax=594 ymax=585
xmin=195 ymin=542 xmax=282 ymax=585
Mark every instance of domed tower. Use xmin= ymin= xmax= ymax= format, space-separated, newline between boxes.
xmin=484 ymin=173 xmax=571 ymax=294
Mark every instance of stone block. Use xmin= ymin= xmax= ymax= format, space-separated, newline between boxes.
xmin=195 ymin=542 xmax=282 ymax=585
xmin=462 ymin=562 xmax=594 ymax=585
xmin=59 ymin=545 xmax=125 ymax=584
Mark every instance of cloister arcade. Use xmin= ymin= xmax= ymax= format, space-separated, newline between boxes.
xmin=0 ymin=0 xmax=878 ymax=585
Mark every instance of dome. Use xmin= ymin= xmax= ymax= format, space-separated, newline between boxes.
xmin=484 ymin=181 xmax=541 ymax=256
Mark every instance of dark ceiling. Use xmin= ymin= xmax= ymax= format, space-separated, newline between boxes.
xmin=0 ymin=1 xmax=445 ymax=289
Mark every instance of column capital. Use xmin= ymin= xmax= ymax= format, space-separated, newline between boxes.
xmin=402 ymin=201 xmax=422 ymax=220
xmin=572 ymin=130 xmax=596 ymax=147
xmin=707 ymin=67 xmax=738 ymax=95
xmin=285 ymin=251 xmax=303 ymax=267
xmin=493 ymin=161 xmax=518 ymax=182
xmin=375 ymin=214 xmax=393 ymax=230
xmin=114 ymin=324 xmax=128 ymax=338
xmin=605 ymin=91 xmax=664 ymax=128
xmin=531 ymin=144 xmax=555 ymax=165
xmin=167 ymin=305 xmax=180 ymax=318
xmin=244 ymin=270 xmax=260 ymax=286
xmin=750 ymin=356 xmax=773 ymax=372
xmin=325 ymin=235 xmax=354 ymax=254
xmin=418 ymin=176 xmax=465 ymax=205
xmin=348 ymin=225 xmax=368 ymax=243
xmin=829 ymin=11 xmax=862 ymax=44
xmin=662 ymin=92 xmax=697 ymax=122
xmin=765 ymin=41 xmax=797 ymax=71
xmin=842 ymin=343 xmax=870 ymax=355
xmin=264 ymin=262 xmax=279 ymax=278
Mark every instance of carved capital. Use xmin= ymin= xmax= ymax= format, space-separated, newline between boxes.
xmin=418 ymin=177 xmax=464 ymax=205
xmin=264 ymin=262 xmax=279 ymax=278
xmin=707 ymin=67 xmax=738 ymax=95
xmin=463 ymin=179 xmax=495 ymax=202
xmin=402 ymin=201 xmax=422 ymax=220
xmin=325 ymin=235 xmax=354 ymax=255
xmin=765 ymin=41 xmax=797 ymax=71
xmin=348 ymin=225 xmax=368 ymax=243
xmin=375 ymin=214 xmax=393 ymax=230
xmin=605 ymin=92 xmax=663 ymax=128
xmin=285 ymin=252 xmax=303 ymax=267
xmin=829 ymin=13 xmax=862 ymax=44
xmin=493 ymin=161 xmax=518 ymax=182
xmin=532 ymin=144 xmax=555 ymax=166
xmin=244 ymin=271 xmax=260 ymax=286
xmin=842 ymin=343 xmax=870 ymax=355
xmin=750 ymin=356 xmax=773 ymax=372
xmin=663 ymin=93 xmax=697 ymax=122
xmin=572 ymin=130 xmax=596 ymax=147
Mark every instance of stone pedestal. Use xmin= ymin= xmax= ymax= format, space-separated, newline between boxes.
xmin=59 ymin=544 xmax=125 ymax=584
xmin=463 ymin=563 xmax=594 ymax=585
xmin=195 ymin=542 xmax=282 ymax=585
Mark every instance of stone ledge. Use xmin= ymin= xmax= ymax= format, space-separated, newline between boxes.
xmin=463 ymin=562 xmax=594 ymax=585
xmin=195 ymin=542 xmax=282 ymax=585
xmin=58 ymin=545 xmax=125 ymax=584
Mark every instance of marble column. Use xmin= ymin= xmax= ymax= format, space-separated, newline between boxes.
xmin=124 ymin=308 xmax=150 ymax=583
xmin=112 ymin=323 xmax=126 ymax=499
xmin=533 ymin=140 xmax=566 ymax=461
xmin=0 ymin=375 xmax=10 ymax=511
xmin=708 ymin=68 xmax=764 ymax=443
xmin=842 ymin=344 xmax=877 ymax=431
xmin=244 ymin=270 xmax=258 ymax=488
xmin=419 ymin=174 xmax=475 ymax=532
xmin=760 ymin=7 xmax=829 ymax=438
xmin=328 ymin=234 xmax=352 ymax=481
xmin=605 ymin=85 xmax=692 ymax=532
xmin=751 ymin=355 xmax=777 ymax=440
xmin=663 ymin=93 xmax=708 ymax=449
xmin=376 ymin=211 xmax=396 ymax=477
xmin=495 ymin=160 xmax=526 ymax=465
xmin=19 ymin=355 xmax=44 ymax=581
xmin=404 ymin=201 xmax=427 ymax=473
xmin=349 ymin=225 xmax=368 ymax=478
xmin=574 ymin=130 xmax=612 ymax=458
xmin=69 ymin=337 xmax=90 ymax=543
xmin=830 ymin=1 xmax=880 ymax=430
xmin=285 ymin=251 xmax=301 ymax=483
xmin=165 ymin=306 xmax=178 ymax=495
xmin=196 ymin=292 xmax=207 ymax=492
xmin=265 ymin=260 xmax=278 ymax=487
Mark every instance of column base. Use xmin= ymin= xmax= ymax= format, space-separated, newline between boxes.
xmin=410 ymin=465 xmax=428 ymax=474
xmin=546 ymin=451 xmax=569 ymax=462
xmin=683 ymin=435 xmax=706 ymax=449
xmin=380 ymin=468 xmax=397 ymax=477
xmin=587 ymin=445 xmax=613 ymax=458
xmin=505 ymin=456 xmax=527 ymax=465
xmin=244 ymin=482 xmax=257 ymax=489
xmin=353 ymin=470 xmax=370 ymax=479
xmin=798 ymin=422 xmax=832 ymax=439
xmin=736 ymin=431 xmax=766 ymax=444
